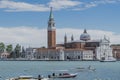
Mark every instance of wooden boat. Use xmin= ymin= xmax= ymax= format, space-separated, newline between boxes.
xmin=6 ymin=75 xmax=50 ymax=80
xmin=49 ymin=73 xmax=77 ymax=78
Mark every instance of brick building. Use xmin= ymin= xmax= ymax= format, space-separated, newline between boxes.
xmin=111 ymin=45 xmax=120 ymax=60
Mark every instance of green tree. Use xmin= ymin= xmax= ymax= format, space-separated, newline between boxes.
xmin=6 ymin=44 xmax=13 ymax=53
xmin=0 ymin=42 xmax=5 ymax=53
xmin=21 ymin=46 xmax=26 ymax=58
xmin=14 ymin=44 xmax=21 ymax=58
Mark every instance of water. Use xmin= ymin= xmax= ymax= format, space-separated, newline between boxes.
xmin=0 ymin=61 xmax=120 ymax=80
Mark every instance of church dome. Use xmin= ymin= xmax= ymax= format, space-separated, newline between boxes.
xmin=80 ymin=29 xmax=91 ymax=41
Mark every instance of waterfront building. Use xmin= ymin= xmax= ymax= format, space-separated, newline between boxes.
xmin=25 ymin=48 xmax=93 ymax=61
xmin=25 ymin=47 xmax=37 ymax=60
xmin=96 ymin=36 xmax=115 ymax=60
xmin=111 ymin=45 xmax=120 ymax=60
xmin=1 ymin=52 xmax=10 ymax=59
xmin=23 ymin=7 xmax=114 ymax=61
xmin=82 ymin=50 xmax=93 ymax=60
xmin=36 ymin=48 xmax=63 ymax=60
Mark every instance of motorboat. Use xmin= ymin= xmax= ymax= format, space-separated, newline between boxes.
xmin=76 ymin=67 xmax=87 ymax=72
xmin=76 ymin=66 xmax=96 ymax=72
xmin=6 ymin=75 xmax=50 ymax=80
xmin=100 ymin=56 xmax=116 ymax=62
xmin=49 ymin=73 xmax=77 ymax=78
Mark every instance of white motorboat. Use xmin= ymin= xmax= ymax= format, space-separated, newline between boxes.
xmin=6 ymin=75 xmax=50 ymax=80
xmin=49 ymin=73 xmax=77 ymax=78
xmin=100 ymin=56 xmax=116 ymax=62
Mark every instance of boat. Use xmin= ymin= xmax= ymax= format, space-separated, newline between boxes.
xmin=6 ymin=75 xmax=50 ymax=80
xmin=76 ymin=66 xmax=96 ymax=72
xmin=49 ymin=73 xmax=77 ymax=78
xmin=100 ymin=56 xmax=116 ymax=62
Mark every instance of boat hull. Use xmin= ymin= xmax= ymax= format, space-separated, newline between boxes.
xmin=100 ymin=60 xmax=116 ymax=62
xmin=50 ymin=73 xmax=77 ymax=78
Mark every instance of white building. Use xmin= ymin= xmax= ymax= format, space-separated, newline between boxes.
xmin=24 ymin=48 xmax=94 ymax=61
xmin=64 ymin=49 xmax=83 ymax=61
xmin=25 ymin=48 xmax=37 ymax=60
xmin=96 ymin=36 xmax=115 ymax=60
xmin=82 ymin=50 xmax=94 ymax=60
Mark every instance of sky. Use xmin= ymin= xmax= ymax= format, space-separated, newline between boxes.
xmin=0 ymin=0 xmax=120 ymax=47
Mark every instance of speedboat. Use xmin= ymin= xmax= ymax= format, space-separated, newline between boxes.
xmin=49 ymin=73 xmax=77 ymax=78
xmin=6 ymin=75 xmax=50 ymax=80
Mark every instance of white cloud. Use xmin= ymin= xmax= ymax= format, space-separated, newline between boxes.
xmin=73 ymin=0 xmax=120 ymax=10
xmin=0 ymin=0 xmax=49 ymax=12
xmin=0 ymin=27 xmax=120 ymax=48
xmin=0 ymin=0 xmax=80 ymax=12
xmin=0 ymin=27 xmax=47 ymax=47
xmin=0 ymin=0 xmax=119 ymax=12
xmin=48 ymin=0 xmax=81 ymax=10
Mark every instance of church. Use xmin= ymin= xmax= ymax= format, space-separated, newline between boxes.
xmin=25 ymin=7 xmax=114 ymax=61
xmin=47 ymin=7 xmax=100 ymax=50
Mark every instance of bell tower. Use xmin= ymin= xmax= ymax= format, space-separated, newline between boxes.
xmin=47 ymin=7 xmax=56 ymax=49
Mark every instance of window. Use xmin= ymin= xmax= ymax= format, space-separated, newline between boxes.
xmin=78 ymin=56 xmax=80 ymax=59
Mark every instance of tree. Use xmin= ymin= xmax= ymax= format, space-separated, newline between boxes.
xmin=6 ymin=44 xmax=13 ymax=53
xmin=21 ymin=46 xmax=26 ymax=58
xmin=14 ymin=44 xmax=21 ymax=58
xmin=0 ymin=42 xmax=5 ymax=53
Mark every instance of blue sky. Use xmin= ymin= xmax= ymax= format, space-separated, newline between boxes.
xmin=0 ymin=0 xmax=120 ymax=47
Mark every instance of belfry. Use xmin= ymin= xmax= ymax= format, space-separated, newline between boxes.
xmin=47 ymin=7 xmax=56 ymax=49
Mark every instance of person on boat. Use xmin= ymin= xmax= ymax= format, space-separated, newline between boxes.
xmin=52 ymin=73 xmax=55 ymax=76
xmin=48 ymin=75 xmax=51 ymax=78
xmin=38 ymin=75 xmax=42 ymax=80
xmin=59 ymin=73 xmax=62 ymax=76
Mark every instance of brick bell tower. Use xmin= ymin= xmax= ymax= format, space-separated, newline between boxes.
xmin=47 ymin=7 xmax=56 ymax=49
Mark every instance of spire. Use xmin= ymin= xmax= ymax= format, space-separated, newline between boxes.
xmin=48 ymin=7 xmax=55 ymax=29
xmin=83 ymin=29 xmax=87 ymax=33
xmin=49 ymin=7 xmax=54 ymax=19
xmin=71 ymin=34 xmax=74 ymax=41
xmin=47 ymin=7 xmax=56 ymax=49
xmin=64 ymin=33 xmax=67 ymax=43
xmin=65 ymin=33 xmax=67 ymax=37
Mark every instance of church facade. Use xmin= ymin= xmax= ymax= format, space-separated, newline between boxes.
xmin=25 ymin=8 xmax=114 ymax=61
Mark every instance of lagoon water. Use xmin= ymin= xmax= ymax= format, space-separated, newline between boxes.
xmin=0 ymin=61 xmax=120 ymax=80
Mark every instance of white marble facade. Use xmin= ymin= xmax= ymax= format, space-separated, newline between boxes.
xmin=96 ymin=36 xmax=114 ymax=60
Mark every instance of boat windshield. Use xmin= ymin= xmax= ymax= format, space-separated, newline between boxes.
xmin=18 ymin=76 xmax=33 ymax=79
xmin=63 ymin=73 xmax=70 ymax=75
